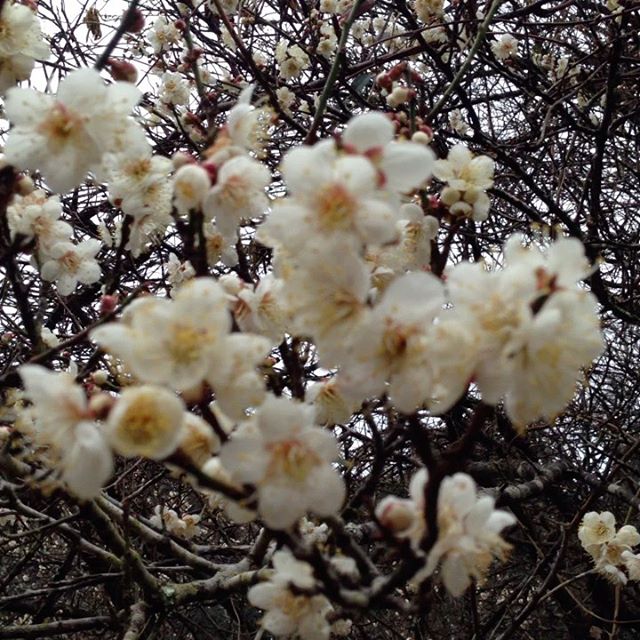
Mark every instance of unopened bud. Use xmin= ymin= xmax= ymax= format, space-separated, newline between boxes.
xmin=107 ymin=58 xmax=138 ymax=83
xmin=171 ymin=151 xmax=196 ymax=169
xmin=411 ymin=130 xmax=432 ymax=145
xmin=91 ymin=369 xmax=109 ymax=385
xmin=16 ymin=174 xmax=35 ymax=195
xmin=376 ymin=497 xmax=415 ymax=535
xmin=89 ymin=392 xmax=116 ymax=419
xmin=123 ymin=7 xmax=145 ymax=33
xmin=100 ymin=294 xmax=119 ymax=315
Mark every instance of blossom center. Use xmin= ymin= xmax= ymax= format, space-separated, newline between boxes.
xmin=39 ymin=104 xmax=84 ymax=145
xmin=316 ymin=183 xmax=357 ymax=231
xmin=168 ymin=324 xmax=209 ymax=365
xmin=60 ymin=251 xmax=80 ymax=274
xmin=117 ymin=399 xmax=171 ymax=446
xmin=266 ymin=439 xmax=320 ymax=482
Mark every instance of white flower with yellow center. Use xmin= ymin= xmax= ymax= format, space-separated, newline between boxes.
xmin=148 ymin=16 xmax=180 ymax=54
xmin=248 ymin=549 xmax=333 ymax=640
xmin=280 ymin=238 xmax=371 ymax=366
xmin=7 ymin=189 xmax=71 ymax=258
xmin=207 ymin=333 xmax=270 ymax=420
xmin=447 ymin=235 xmax=603 ymax=427
xmin=0 ymin=1 xmax=50 ymax=93
xmin=106 ymin=385 xmax=185 ymax=460
xmin=173 ymin=164 xmax=211 ymax=216
xmin=4 ymin=67 xmax=145 ymax=193
xmin=177 ymin=412 xmax=221 ymax=468
xmin=203 ymin=155 xmax=270 ymax=240
xmin=377 ymin=469 xmax=516 ymax=597
xmin=433 ymin=144 xmax=494 ymax=221
xmin=19 ymin=365 xmax=113 ymax=499
xmin=259 ymin=139 xmax=399 ymax=252
xmin=340 ymin=271 xmax=445 ymax=412
xmin=91 ymin=278 xmax=231 ymax=392
xmin=107 ymin=146 xmax=173 ymax=221
xmin=159 ymin=71 xmax=190 ymax=106
xmin=40 ymin=238 xmax=102 ymax=296
xmin=219 ymin=395 xmax=345 ymax=529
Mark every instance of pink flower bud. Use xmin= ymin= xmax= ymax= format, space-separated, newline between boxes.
xmin=100 ymin=294 xmax=119 ymax=315
xmin=124 ymin=8 xmax=145 ymax=33
xmin=107 ymin=59 xmax=138 ymax=83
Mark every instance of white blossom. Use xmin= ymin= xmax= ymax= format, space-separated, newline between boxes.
xmin=220 ymin=395 xmax=345 ymax=529
xmin=148 ymin=17 xmax=180 ymax=54
xmin=0 ymin=1 xmax=50 ymax=94
xmin=248 ymin=550 xmax=333 ymax=640
xmin=40 ymin=239 xmax=102 ymax=296
xmin=91 ymin=278 xmax=230 ymax=393
xmin=203 ymin=155 xmax=270 ymax=240
xmin=106 ymin=385 xmax=185 ymax=460
xmin=4 ymin=68 xmax=145 ymax=193
xmin=7 ymin=189 xmax=71 ymax=258
xmin=492 ymin=34 xmax=518 ymax=60
xmin=377 ymin=469 xmax=516 ymax=596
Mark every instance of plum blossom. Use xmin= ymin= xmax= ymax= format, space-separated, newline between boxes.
xmin=219 ymin=395 xmax=345 ymax=529
xmin=248 ymin=550 xmax=333 ymax=640
xmin=433 ymin=143 xmax=495 ymax=220
xmin=492 ymin=34 xmax=518 ymax=60
xmin=366 ymin=203 xmax=439 ymax=290
xmin=177 ymin=412 xmax=221 ymax=467
xmin=579 ymin=512 xmax=640 ymax=584
xmin=205 ymin=85 xmax=271 ymax=163
xmin=203 ymin=155 xmax=271 ymax=240
xmin=159 ymin=71 xmax=190 ymax=106
xmin=148 ymin=16 xmax=180 ymax=54
xmin=149 ymin=505 xmax=202 ymax=539
xmin=0 ymin=1 xmax=50 ymax=93
xmin=259 ymin=141 xmax=399 ymax=252
xmin=173 ymin=163 xmax=211 ymax=216
xmin=107 ymin=147 xmax=173 ymax=221
xmin=232 ymin=274 xmax=290 ymax=344
xmin=91 ymin=278 xmax=230 ymax=393
xmin=105 ymin=385 xmax=185 ymax=460
xmin=4 ymin=68 xmax=145 ymax=192
xmin=40 ymin=238 xmax=102 ymax=296
xmin=275 ymin=41 xmax=310 ymax=80
xmin=7 ymin=190 xmax=71 ymax=257
xmin=341 ymin=112 xmax=435 ymax=193
xmin=447 ymin=235 xmax=603 ymax=427
xmin=376 ymin=469 xmax=516 ymax=596
xmin=339 ymin=272 xmax=445 ymax=412
xmin=18 ymin=365 xmax=113 ymax=499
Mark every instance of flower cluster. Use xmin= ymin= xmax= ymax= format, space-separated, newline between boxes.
xmin=579 ymin=512 xmax=640 ymax=584
xmin=433 ymin=143 xmax=495 ymax=221
xmin=149 ymin=505 xmax=202 ymax=540
xmin=91 ymin=278 xmax=270 ymax=420
xmin=377 ymin=469 xmax=516 ymax=596
xmin=7 ymin=189 xmax=101 ymax=295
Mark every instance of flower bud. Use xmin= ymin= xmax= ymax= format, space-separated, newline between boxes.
xmin=123 ymin=7 xmax=145 ymax=33
xmin=107 ymin=59 xmax=138 ymax=83
xmin=16 ymin=174 xmax=35 ymax=195
xmin=100 ymin=294 xmax=119 ymax=315
xmin=375 ymin=496 xmax=415 ymax=535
